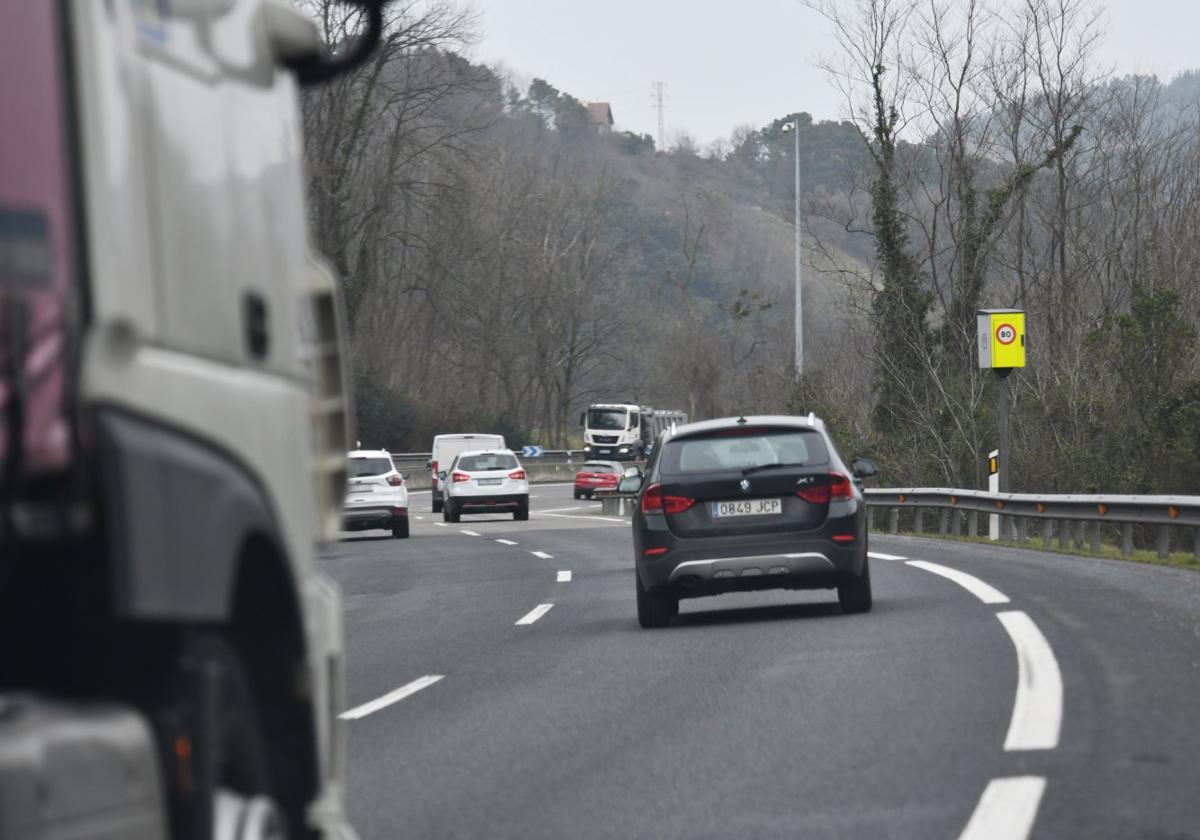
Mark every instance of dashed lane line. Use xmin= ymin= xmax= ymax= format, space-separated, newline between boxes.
xmin=997 ymin=611 xmax=1063 ymax=751
xmin=515 ymin=604 xmax=554 ymax=625
xmin=340 ymin=675 xmax=444 ymax=721
xmin=434 ymin=522 xmax=447 ymax=528
xmin=958 ymin=776 xmax=1046 ymax=840
xmin=907 ymin=560 xmax=1011 ymax=604
xmin=557 ymin=570 xmax=572 ymax=582
xmin=531 ymin=551 xmax=554 ymax=559
xmin=460 ymin=530 xmax=481 ymax=537
xmin=496 ymin=539 xmax=518 ymax=546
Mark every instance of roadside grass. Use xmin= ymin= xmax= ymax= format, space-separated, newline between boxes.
xmin=873 ymin=528 xmax=1200 ymax=572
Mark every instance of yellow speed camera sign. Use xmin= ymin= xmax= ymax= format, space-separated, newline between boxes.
xmin=977 ymin=309 xmax=1026 ymax=369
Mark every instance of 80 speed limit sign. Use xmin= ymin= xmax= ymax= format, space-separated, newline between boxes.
xmin=995 ymin=323 xmax=1017 ymax=345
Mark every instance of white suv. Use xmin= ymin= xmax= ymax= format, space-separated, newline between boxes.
xmin=441 ymin=449 xmax=530 ymax=522
xmin=344 ymin=450 xmax=410 ymax=538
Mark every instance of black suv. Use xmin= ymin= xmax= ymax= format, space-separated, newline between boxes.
xmin=623 ymin=415 xmax=878 ymax=628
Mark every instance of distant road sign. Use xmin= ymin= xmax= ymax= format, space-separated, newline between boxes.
xmin=521 ymin=445 xmax=544 ymax=458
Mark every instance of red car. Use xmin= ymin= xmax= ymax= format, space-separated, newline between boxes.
xmin=574 ymin=460 xmax=624 ymax=499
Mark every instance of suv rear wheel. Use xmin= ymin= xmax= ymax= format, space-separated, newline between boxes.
xmin=432 ymin=494 xmax=442 ymax=514
xmin=392 ymin=518 xmax=409 ymax=539
xmin=837 ymin=555 xmax=873 ymax=614
xmin=513 ymin=498 xmax=529 ymax=521
xmin=446 ymin=503 xmax=461 ymax=523
xmin=636 ymin=573 xmax=677 ymax=629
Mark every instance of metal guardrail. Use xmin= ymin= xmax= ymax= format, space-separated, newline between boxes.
xmin=863 ymin=488 xmax=1200 ymax=561
xmin=389 ymin=450 xmax=586 ymax=468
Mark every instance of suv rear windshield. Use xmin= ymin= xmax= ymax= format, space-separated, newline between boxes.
xmin=349 ymin=457 xmax=394 ymax=477
xmin=458 ymin=453 xmax=519 ymax=471
xmin=660 ymin=428 xmax=829 ymax=474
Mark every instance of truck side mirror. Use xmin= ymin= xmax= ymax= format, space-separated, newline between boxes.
xmin=579 ymin=411 xmax=585 ymax=427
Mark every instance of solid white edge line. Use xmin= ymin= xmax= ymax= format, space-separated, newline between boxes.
xmin=868 ymin=551 xmax=907 ymax=561
xmin=496 ymin=539 xmax=518 ymax=546
xmin=997 ymin=611 xmax=1063 ymax=751
xmin=531 ymin=551 xmax=554 ymax=559
xmin=340 ymin=675 xmax=444 ymax=721
xmin=515 ymin=603 xmax=554 ymax=625
xmin=958 ymin=776 xmax=1046 ymax=840
xmin=557 ymin=570 xmax=572 ymax=582
xmin=538 ymin=506 xmax=586 ymax=514
xmin=460 ymin=530 xmax=481 ymax=537
xmin=533 ymin=512 xmax=628 ymax=524
xmin=906 ymin=560 xmax=1011 ymax=604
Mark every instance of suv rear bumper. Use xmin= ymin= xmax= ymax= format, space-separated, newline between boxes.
xmin=449 ymin=493 xmax=527 ymax=512
xmin=342 ymin=506 xmax=405 ymax=530
xmin=636 ymin=511 xmax=866 ymax=597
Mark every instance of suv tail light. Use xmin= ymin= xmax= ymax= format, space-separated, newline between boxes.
xmin=387 ymin=474 xmax=404 ymax=487
xmin=508 ymin=469 xmax=526 ymax=481
xmin=451 ymin=471 xmax=470 ymax=483
xmin=641 ymin=483 xmax=694 ymax=515
xmin=797 ymin=472 xmax=853 ymax=504
xmin=431 ymin=460 xmax=438 ymax=475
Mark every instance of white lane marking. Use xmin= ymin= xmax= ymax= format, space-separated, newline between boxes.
xmin=531 ymin=551 xmax=554 ymax=559
xmin=340 ymin=675 xmax=444 ymax=721
xmin=496 ymin=539 xmax=518 ymax=546
xmin=415 ymin=516 xmax=425 ymax=521
xmin=533 ymin=512 xmax=628 ymax=525
xmin=997 ymin=611 xmax=1063 ymax=751
xmin=906 ymin=560 xmax=1010 ymax=604
xmin=868 ymin=551 xmax=907 ymax=561
xmin=460 ymin=529 xmax=481 ymax=537
xmin=958 ymin=776 xmax=1046 ymax=840
xmin=538 ymin=506 xmax=586 ymax=514
xmin=515 ymin=604 xmax=554 ymax=625
xmin=557 ymin=570 xmax=572 ymax=582
xmin=407 ymin=482 xmax=574 ymax=495
xmin=434 ymin=522 xmax=447 ymax=528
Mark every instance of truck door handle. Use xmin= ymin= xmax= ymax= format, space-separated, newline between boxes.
xmin=243 ymin=292 xmax=269 ymax=359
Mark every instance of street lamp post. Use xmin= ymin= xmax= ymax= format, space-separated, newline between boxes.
xmin=782 ymin=117 xmax=803 ymax=377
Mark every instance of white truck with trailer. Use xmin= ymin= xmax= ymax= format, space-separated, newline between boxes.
xmin=580 ymin=404 xmax=687 ymax=461
xmin=0 ymin=1 xmax=386 ymax=837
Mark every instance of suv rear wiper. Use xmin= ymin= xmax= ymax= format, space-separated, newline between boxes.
xmin=741 ymin=462 xmax=805 ymax=476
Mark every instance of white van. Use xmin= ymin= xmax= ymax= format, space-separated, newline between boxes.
xmin=429 ymin=433 xmax=506 ymax=512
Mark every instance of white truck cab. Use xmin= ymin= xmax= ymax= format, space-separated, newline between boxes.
xmin=581 ymin=404 xmax=687 ymax=460
xmin=0 ymin=2 xmax=386 ymax=837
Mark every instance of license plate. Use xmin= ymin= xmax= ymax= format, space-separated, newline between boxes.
xmin=477 ymin=478 xmax=502 ymax=486
xmin=599 ymin=449 xmax=611 ymax=454
xmin=711 ymin=498 xmax=783 ymax=518
xmin=349 ymin=482 xmax=373 ymax=493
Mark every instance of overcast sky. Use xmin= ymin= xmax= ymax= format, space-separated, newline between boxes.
xmin=472 ymin=0 xmax=1200 ymax=146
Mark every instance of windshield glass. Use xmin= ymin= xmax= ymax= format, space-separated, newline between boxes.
xmin=582 ymin=463 xmax=616 ymax=474
xmin=586 ymin=408 xmax=628 ymax=430
xmin=457 ymin=453 xmax=519 ymax=472
xmin=348 ymin=457 xmax=394 ymax=477
xmin=661 ymin=429 xmax=828 ymax=474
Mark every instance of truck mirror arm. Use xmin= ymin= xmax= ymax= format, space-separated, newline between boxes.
xmin=284 ymin=1 xmax=388 ymax=87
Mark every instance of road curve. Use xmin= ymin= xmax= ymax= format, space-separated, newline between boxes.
xmin=319 ymin=484 xmax=1200 ymax=839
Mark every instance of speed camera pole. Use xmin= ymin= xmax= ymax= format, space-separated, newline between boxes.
xmin=782 ymin=117 xmax=802 ymax=377
xmin=977 ymin=309 xmax=1027 ymax=539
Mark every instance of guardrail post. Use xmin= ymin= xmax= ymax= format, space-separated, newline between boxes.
xmin=1088 ymin=521 xmax=1101 ymax=554
xmin=1016 ymin=517 xmax=1027 ymax=542
xmin=967 ymin=510 xmax=978 ymax=537
xmin=888 ymin=508 xmax=899 ymax=535
xmin=1121 ymin=523 xmax=1134 ymax=558
xmin=1058 ymin=519 xmax=1070 ymax=549
xmin=939 ymin=508 xmax=949 ymax=535
xmin=867 ymin=507 xmax=875 ymax=532
xmin=1194 ymin=528 xmax=1199 ymax=564
xmin=1042 ymin=519 xmax=1052 ymax=549
xmin=1074 ymin=520 xmax=1087 ymax=550
xmin=914 ymin=508 xmax=924 ymax=534
xmin=950 ymin=510 xmax=962 ymax=536
xmin=1157 ymin=526 xmax=1171 ymax=560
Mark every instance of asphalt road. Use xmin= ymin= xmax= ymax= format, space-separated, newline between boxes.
xmin=320 ymin=483 xmax=1200 ymax=839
